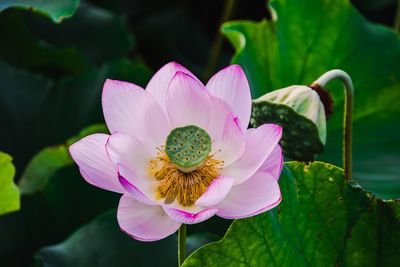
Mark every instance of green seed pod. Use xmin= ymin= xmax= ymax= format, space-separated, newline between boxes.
xmin=251 ymin=85 xmax=327 ymax=161
xmin=165 ymin=125 xmax=211 ymax=171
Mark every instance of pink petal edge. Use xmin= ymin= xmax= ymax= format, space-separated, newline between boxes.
xmin=195 ymin=176 xmax=234 ymax=207
xmin=206 ymin=64 xmax=252 ymax=131
xmin=223 ymin=123 xmax=283 ymax=185
xmin=69 ymin=133 xmax=123 ymax=193
xmin=146 ymin=62 xmax=201 ymax=111
xmin=259 ymin=145 xmax=284 ymax=181
xmin=216 ymin=171 xmax=282 ymax=219
xmin=214 ymin=113 xmax=245 ymax=166
xmin=117 ymin=174 xmax=155 ymax=205
xmin=117 ymin=194 xmax=181 ymax=241
xmin=165 ymin=71 xmax=211 ymax=129
xmin=102 ymin=79 xmax=170 ymax=145
xmin=163 ymin=207 xmax=218 ymax=224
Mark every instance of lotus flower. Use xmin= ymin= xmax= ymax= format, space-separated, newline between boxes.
xmin=69 ymin=62 xmax=283 ymax=241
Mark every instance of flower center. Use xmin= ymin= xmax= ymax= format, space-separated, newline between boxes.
xmin=165 ymin=125 xmax=212 ymax=172
xmin=148 ymin=125 xmax=223 ymax=207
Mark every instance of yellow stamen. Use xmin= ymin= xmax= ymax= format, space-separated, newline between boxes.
xmin=148 ymin=149 xmax=223 ymax=206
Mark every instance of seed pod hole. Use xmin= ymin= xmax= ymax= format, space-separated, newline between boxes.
xmin=165 ymin=125 xmax=212 ymax=169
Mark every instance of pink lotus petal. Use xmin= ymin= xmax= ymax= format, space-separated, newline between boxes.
xmin=106 ymin=132 xmax=154 ymax=178
xmin=118 ymin=194 xmax=181 ymax=241
xmin=208 ymin=97 xmax=234 ymax=147
xmin=106 ymin=132 xmax=158 ymax=202
xmin=146 ymin=62 xmax=201 ymax=111
xmin=216 ymin=172 xmax=281 ymax=219
xmin=117 ymin=163 xmax=158 ymax=204
xmin=69 ymin=134 xmax=123 ymax=193
xmin=214 ymin=113 xmax=245 ymax=166
xmin=258 ymin=145 xmax=283 ymax=181
xmin=195 ymin=176 xmax=234 ymax=207
xmin=166 ymin=72 xmax=211 ymax=129
xmin=206 ymin=65 xmax=251 ymax=130
xmin=118 ymin=175 xmax=155 ymax=205
xmin=163 ymin=206 xmax=218 ymax=224
xmin=102 ymin=79 xmax=170 ymax=146
xmin=222 ymin=124 xmax=282 ymax=185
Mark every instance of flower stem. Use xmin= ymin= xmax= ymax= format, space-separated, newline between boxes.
xmin=178 ymin=224 xmax=187 ymax=266
xmin=204 ymin=0 xmax=237 ymax=80
xmin=312 ymin=70 xmax=354 ymax=182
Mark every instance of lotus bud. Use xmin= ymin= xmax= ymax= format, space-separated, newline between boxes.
xmin=251 ymin=85 xmax=331 ymax=161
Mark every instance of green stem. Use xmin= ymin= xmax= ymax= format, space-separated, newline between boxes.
xmin=178 ymin=224 xmax=187 ymax=266
xmin=312 ymin=70 xmax=354 ymax=182
xmin=395 ymin=0 xmax=400 ymax=33
xmin=204 ymin=0 xmax=237 ymax=80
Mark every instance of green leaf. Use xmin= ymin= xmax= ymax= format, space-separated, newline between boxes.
xmin=0 ymin=0 xmax=79 ymax=23
xmin=19 ymin=124 xmax=108 ymax=194
xmin=183 ymin=162 xmax=400 ymax=267
xmin=221 ymin=0 xmax=400 ymax=199
xmin=344 ymin=201 xmax=400 ymax=266
xmin=35 ymin=210 xmax=216 ymax=267
xmin=0 ymin=151 xmax=19 ymax=216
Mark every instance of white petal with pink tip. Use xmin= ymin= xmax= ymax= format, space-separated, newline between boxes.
xmin=146 ymin=62 xmax=200 ymax=111
xmin=216 ymin=172 xmax=281 ymax=219
xmin=106 ymin=132 xmax=154 ymax=177
xmin=118 ymin=194 xmax=181 ymax=241
xmin=117 ymin=164 xmax=158 ymax=204
xmin=195 ymin=176 xmax=234 ymax=207
xmin=163 ymin=206 xmax=218 ymax=224
xmin=166 ymin=72 xmax=211 ymax=129
xmin=69 ymin=134 xmax=123 ymax=193
xmin=207 ymin=97 xmax=233 ymax=147
xmin=206 ymin=65 xmax=252 ymax=130
xmin=214 ymin=113 xmax=245 ymax=166
xmin=118 ymin=175 xmax=156 ymax=205
xmin=222 ymin=124 xmax=282 ymax=185
xmin=102 ymin=79 xmax=170 ymax=145
xmin=259 ymin=145 xmax=284 ymax=181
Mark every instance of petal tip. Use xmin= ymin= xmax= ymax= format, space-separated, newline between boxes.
xmin=261 ymin=123 xmax=283 ymax=139
xmin=172 ymin=70 xmax=195 ymax=81
xmin=195 ymin=176 xmax=234 ymax=207
xmin=249 ymin=193 xmax=282 ymax=217
xmin=163 ymin=61 xmax=183 ymax=68
xmin=68 ymin=141 xmax=77 ymax=156
xmin=272 ymin=123 xmax=283 ymax=135
xmin=164 ymin=207 xmax=218 ymax=224
xmin=170 ymin=61 xmax=184 ymax=68
xmin=230 ymin=64 xmax=244 ymax=72
xmin=103 ymin=78 xmax=118 ymax=90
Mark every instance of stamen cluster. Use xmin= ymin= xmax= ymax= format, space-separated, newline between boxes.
xmin=149 ymin=150 xmax=223 ymax=206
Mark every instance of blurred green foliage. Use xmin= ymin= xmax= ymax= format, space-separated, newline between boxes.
xmin=0 ymin=0 xmax=79 ymax=23
xmin=0 ymin=151 xmax=19 ymax=215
